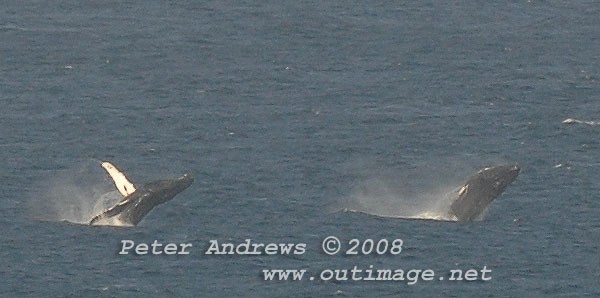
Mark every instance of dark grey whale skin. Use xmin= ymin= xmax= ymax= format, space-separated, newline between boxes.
xmin=89 ymin=174 xmax=193 ymax=226
xmin=450 ymin=164 xmax=520 ymax=221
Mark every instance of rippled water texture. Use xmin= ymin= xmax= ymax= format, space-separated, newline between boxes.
xmin=1 ymin=1 xmax=599 ymax=297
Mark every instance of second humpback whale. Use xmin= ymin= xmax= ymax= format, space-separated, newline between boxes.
xmin=89 ymin=162 xmax=193 ymax=226
xmin=344 ymin=163 xmax=520 ymax=221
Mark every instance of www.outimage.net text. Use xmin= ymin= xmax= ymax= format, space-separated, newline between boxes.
xmin=118 ymin=237 xmax=492 ymax=284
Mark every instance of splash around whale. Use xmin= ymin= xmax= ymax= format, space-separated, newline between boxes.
xmin=89 ymin=162 xmax=193 ymax=227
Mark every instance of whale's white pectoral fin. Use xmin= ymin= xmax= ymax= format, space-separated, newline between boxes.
xmin=101 ymin=162 xmax=136 ymax=196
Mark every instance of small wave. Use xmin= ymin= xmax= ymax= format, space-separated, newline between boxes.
xmin=0 ymin=23 xmax=82 ymax=34
xmin=0 ymin=24 xmax=24 ymax=31
xmin=562 ymin=118 xmax=599 ymax=126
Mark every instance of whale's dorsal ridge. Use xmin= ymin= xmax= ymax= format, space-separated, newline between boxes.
xmin=101 ymin=161 xmax=136 ymax=196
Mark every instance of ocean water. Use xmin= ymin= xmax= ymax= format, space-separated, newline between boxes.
xmin=1 ymin=1 xmax=599 ymax=297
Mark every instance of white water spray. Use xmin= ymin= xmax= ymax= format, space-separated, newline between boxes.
xmin=28 ymin=160 xmax=123 ymax=225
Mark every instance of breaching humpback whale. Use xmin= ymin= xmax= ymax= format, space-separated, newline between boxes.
xmin=343 ymin=163 xmax=520 ymax=221
xmin=449 ymin=164 xmax=520 ymax=221
xmin=89 ymin=162 xmax=193 ymax=226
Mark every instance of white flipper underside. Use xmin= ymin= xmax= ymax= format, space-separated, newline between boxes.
xmin=101 ymin=162 xmax=136 ymax=196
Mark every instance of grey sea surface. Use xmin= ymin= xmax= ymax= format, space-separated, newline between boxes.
xmin=1 ymin=1 xmax=599 ymax=297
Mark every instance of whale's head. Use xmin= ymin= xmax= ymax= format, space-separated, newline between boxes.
xmin=472 ymin=164 xmax=520 ymax=194
xmin=140 ymin=173 xmax=194 ymax=205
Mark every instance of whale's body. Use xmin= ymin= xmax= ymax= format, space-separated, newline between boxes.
xmin=89 ymin=162 xmax=193 ymax=226
xmin=449 ymin=164 xmax=520 ymax=221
